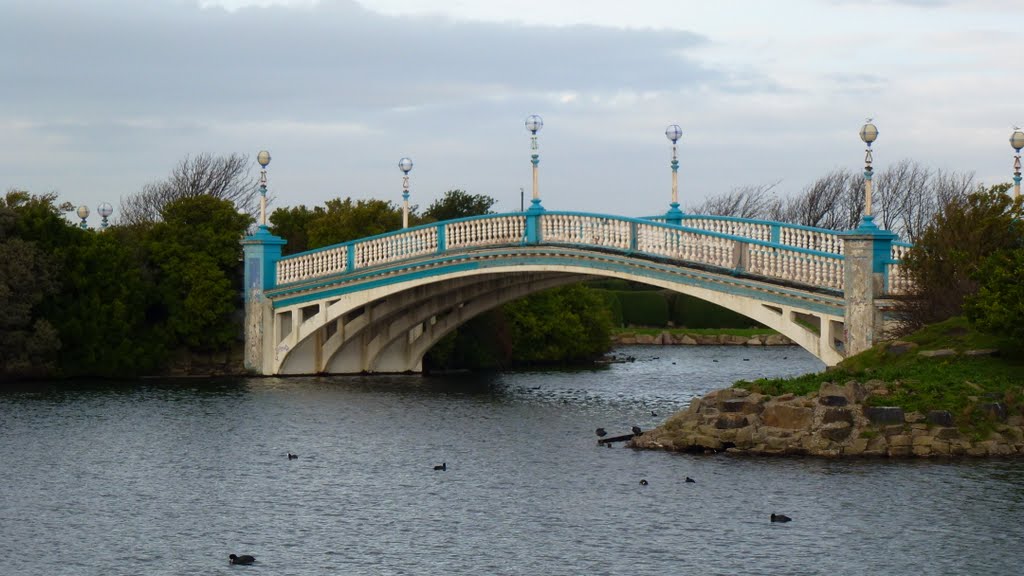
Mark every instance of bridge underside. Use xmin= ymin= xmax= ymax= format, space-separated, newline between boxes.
xmin=261 ymin=247 xmax=848 ymax=375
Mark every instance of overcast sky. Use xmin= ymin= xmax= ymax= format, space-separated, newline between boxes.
xmin=2 ymin=0 xmax=1021 ymax=224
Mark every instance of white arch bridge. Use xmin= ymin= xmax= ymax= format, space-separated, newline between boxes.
xmin=242 ymin=211 xmax=911 ymax=375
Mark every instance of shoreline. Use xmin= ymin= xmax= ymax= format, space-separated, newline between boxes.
xmin=631 ymin=379 xmax=1023 ymax=458
xmin=611 ymin=332 xmax=794 ymax=347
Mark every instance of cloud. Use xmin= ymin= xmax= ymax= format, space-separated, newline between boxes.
xmin=1 ymin=0 xmax=719 ymax=122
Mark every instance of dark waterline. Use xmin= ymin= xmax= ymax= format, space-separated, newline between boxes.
xmin=1 ymin=345 xmax=1022 ymax=575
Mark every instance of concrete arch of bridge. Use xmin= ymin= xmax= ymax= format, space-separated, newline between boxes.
xmin=321 ymin=273 xmax=582 ymax=373
xmin=271 ymin=251 xmax=846 ymax=373
xmin=274 ymin=271 xmax=581 ymax=374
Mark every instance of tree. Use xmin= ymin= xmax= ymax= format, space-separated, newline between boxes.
xmin=892 ymin=184 xmax=1020 ymax=334
xmin=306 ymin=197 xmax=405 ymax=248
xmin=44 ymin=225 xmax=172 ymax=377
xmin=269 ymin=204 xmax=324 ymax=255
xmin=503 ymin=285 xmax=614 ymax=364
xmin=0 ymin=191 xmax=63 ymax=380
xmin=964 ymin=245 xmax=1024 ymax=345
xmin=147 ymin=196 xmax=252 ymax=350
xmin=690 ymin=182 xmax=781 ymax=219
xmin=423 ymin=189 xmax=497 ymax=221
xmin=120 ymin=153 xmax=259 ymax=226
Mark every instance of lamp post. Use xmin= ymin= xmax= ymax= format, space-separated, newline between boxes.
xmin=399 ymin=157 xmax=413 ymax=229
xmin=76 ymin=205 xmax=90 ymax=229
xmin=665 ymin=124 xmax=683 ymax=225
xmin=97 ymin=202 xmax=113 ymax=230
xmin=1011 ymin=128 xmax=1024 ymax=200
xmin=257 ymin=150 xmax=271 ymax=229
xmin=859 ymin=120 xmax=878 ymax=223
xmin=525 ymin=114 xmax=544 ymax=211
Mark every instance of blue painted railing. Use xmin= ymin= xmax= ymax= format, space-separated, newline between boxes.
xmin=274 ymin=212 xmax=864 ymax=293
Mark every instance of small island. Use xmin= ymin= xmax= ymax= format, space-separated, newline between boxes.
xmin=632 ymin=317 xmax=1024 ymax=458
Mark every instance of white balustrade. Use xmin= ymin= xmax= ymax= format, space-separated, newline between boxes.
xmin=636 ymin=223 xmax=734 ymax=268
xmin=887 ymin=244 xmax=914 ymax=295
xmin=540 ymin=214 xmax=631 ymax=250
xmin=445 ymin=216 xmax=526 ymax=249
xmin=683 ymin=218 xmax=772 ymax=243
xmin=354 ymin=227 xmax=438 ymax=270
xmin=276 ymin=245 xmax=348 ymax=284
xmin=747 ymin=245 xmax=843 ymax=290
xmin=777 ymin=226 xmax=844 ymax=255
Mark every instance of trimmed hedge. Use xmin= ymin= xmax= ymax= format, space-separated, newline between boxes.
xmin=589 ymin=282 xmax=764 ymax=329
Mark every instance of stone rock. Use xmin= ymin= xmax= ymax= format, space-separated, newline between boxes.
xmin=935 ymin=427 xmax=961 ymax=440
xmin=720 ymin=395 xmax=765 ymax=415
xmin=765 ymin=334 xmax=792 ymax=346
xmin=889 ymin=434 xmax=912 ymax=447
xmin=981 ymin=403 xmax=1007 ymax=422
xmin=844 ymin=380 xmax=869 ymax=403
xmin=864 ymin=406 xmax=904 ymax=425
xmin=918 ymin=349 xmax=956 ymax=358
xmin=818 ymin=382 xmax=851 ymax=406
xmin=863 ymin=379 xmax=888 ymax=392
xmin=964 ymin=349 xmax=998 ymax=357
xmin=819 ymin=395 xmax=849 ymax=407
xmin=745 ymin=337 xmax=763 ymax=346
xmin=679 ymin=335 xmax=697 ymax=345
xmin=904 ymin=411 xmax=926 ymax=424
xmin=715 ymin=414 xmax=750 ymax=429
xmin=820 ymin=422 xmax=853 ymax=442
xmin=926 ymin=410 xmax=955 ymax=427
xmin=635 ymin=334 xmax=657 ymax=345
xmin=762 ymin=404 xmax=813 ymax=429
xmin=721 ymin=334 xmax=749 ymax=345
xmin=886 ymin=341 xmax=918 ymax=356
xmin=691 ymin=435 xmax=724 ymax=450
xmin=720 ymin=399 xmax=747 ymax=413
xmin=822 ymin=407 xmax=854 ymax=425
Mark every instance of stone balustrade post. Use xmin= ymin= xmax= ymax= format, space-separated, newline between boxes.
xmin=842 ymin=216 xmax=896 ymax=356
xmin=242 ymin=228 xmax=287 ymax=373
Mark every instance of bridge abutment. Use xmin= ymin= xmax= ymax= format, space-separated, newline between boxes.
xmin=242 ymin=228 xmax=287 ymax=374
xmin=842 ymin=217 xmax=896 ymax=357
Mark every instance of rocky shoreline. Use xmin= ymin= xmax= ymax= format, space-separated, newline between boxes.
xmin=632 ymin=380 xmax=1023 ymax=458
xmin=612 ymin=332 xmax=794 ymax=346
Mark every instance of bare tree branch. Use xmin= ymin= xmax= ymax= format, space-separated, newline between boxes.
xmin=119 ymin=153 xmax=260 ymax=226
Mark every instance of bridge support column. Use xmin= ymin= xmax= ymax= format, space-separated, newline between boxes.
xmin=242 ymin=228 xmax=287 ymax=374
xmin=843 ymin=217 xmax=895 ymax=357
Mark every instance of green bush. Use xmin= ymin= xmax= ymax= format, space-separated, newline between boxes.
xmin=613 ymin=290 xmax=669 ymax=326
xmin=669 ymin=292 xmax=763 ymax=329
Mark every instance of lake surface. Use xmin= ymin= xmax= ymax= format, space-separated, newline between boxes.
xmin=2 ymin=344 xmax=1023 ymax=575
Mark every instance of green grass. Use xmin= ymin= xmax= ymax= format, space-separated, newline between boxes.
xmin=735 ymin=317 xmax=1024 ymax=432
xmin=612 ymin=327 xmax=779 ymax=338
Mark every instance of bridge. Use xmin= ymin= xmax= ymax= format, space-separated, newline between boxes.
xmin=241 ymin=211 xmax=910 ymax=375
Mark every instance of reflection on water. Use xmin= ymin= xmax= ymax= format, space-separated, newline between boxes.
xmin=1 ymin=345 xmax=1022 ymax=575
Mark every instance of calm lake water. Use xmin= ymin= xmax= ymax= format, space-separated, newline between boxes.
xmin=2 ymin=345 xmax=1023 ymax=575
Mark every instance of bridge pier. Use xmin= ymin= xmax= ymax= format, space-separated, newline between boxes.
xmin=242 ymin=228 xmax=287 ymax=375
xmin=842 ymin=217 xmax=896 ymax=356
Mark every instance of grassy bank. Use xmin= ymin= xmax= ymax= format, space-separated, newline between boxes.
xmin=735 ymin=317 xmax=1024 ymax=430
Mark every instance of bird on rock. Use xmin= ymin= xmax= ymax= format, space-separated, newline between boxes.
xmin=632 ymin=426 xmax=642 ymax=435
xmin=595 ymin=428 xmax=607 ymax=437
xmin=229 ymin=554 xmax=256 ymax=565
xmin=771 ymin=513 xmax=792 ymax=523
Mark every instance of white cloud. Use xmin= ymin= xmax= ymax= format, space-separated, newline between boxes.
xmin=1 ymin=0 xmax=1020 ymax=224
